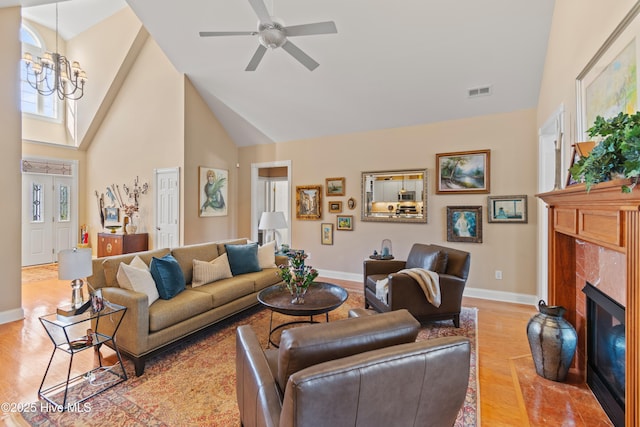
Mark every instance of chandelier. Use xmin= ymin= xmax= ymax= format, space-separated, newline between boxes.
xmin=22 ymin=3 xmax=87 ymax=100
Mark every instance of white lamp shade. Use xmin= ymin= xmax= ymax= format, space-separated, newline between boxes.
xmin=58 ymin=248 xmax=93 ymax=280
xmin=258 ymin=211 xmax=287 ymax=230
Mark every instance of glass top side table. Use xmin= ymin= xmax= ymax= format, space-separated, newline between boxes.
xmin=38 ymin=302 xmax=128 ymax=411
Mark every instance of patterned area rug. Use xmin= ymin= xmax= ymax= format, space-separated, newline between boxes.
xmin=21 ymin=293 xmax=478 ymax=426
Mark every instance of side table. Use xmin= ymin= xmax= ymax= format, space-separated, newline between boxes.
xmin=38 ymin=302 xmax=128 ymax=410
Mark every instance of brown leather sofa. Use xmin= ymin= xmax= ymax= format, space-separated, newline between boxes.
xmin=236 ymin=309 xmax=471 ymax=427
xmin=363 ymin=243 xmax=471 ymax=327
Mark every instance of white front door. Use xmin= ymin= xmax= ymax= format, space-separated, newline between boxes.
xmin=22 ymin=174 xmax=75 ymax=266
xmin=155 ymin=167 xmax=180 ymax=249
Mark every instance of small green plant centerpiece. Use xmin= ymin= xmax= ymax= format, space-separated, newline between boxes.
xmin=277 ymin=251 xmax=318 ymax=304
xmin=570 ymin=111 xmax=640 ymax=193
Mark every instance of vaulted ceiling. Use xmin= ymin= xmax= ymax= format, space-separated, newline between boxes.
xmin=8 ymin=0 xmax=556 ymax=147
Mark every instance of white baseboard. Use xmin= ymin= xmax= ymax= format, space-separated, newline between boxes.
xmin=0 ymin=307 xmax=24 ymax=325
xmin=463 ymin=287 xmax=540 ymax=306
xmin=318 ymin=269 xmax=540 ymax=306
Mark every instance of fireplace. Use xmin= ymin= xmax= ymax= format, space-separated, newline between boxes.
xmin=537 ymin=178 xmax=640 ymax=426
xmin=583 ymin=282 xmax=625 ymax=427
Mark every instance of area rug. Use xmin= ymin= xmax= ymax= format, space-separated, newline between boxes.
xmin=21 ymin=264 xmax=59 ymax=283
xmin=21 ymin=293 xmax=478 ymax=427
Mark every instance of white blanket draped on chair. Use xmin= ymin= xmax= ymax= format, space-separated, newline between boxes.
xmin=396 ymin=268 xmax=441 ymax=307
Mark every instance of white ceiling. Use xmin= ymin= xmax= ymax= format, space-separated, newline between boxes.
xmin=7 ymin=0 xmax=556 ymax=146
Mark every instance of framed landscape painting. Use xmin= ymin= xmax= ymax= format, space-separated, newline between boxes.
xmin=326 ymin=177 xmax=345 ymax=196
xmin=296 ymin=185 xmax=322 ymax=220
xmin=199 ymin=167 xmax=228 ymax=217
xmin=436 ymin=150 xmax=490 ymax=194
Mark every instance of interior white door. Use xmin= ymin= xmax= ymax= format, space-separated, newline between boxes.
xmin=22 ymin=174 xmax=54 ymax=266
xmin=155 ymin=167 xmax=180 ymax=249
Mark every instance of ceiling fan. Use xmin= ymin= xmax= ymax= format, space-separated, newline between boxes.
xmin=199 ymin=0 xmax=337 ymax=71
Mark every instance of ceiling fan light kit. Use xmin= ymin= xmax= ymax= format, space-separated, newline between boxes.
xmin=199 ymin=0 xmax=337 ymax=71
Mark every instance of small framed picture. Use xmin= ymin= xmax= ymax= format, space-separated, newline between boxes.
xmin=447 ymin=206 xmax=482 ymax=243
xmin=104 ymin=207 xmax=120 ymax=226
xmin=296 ymin=185 xmax=322 ymax=220
xmin=328 ymin=201 xmax=343 ymax=213
xmin=347 ymin=197 xmax=356 ymax=210
xmin=488 ymin=195 xmax=528 ymax=223
xmin=336 ymin=215 xmax=353 ymax=230
xmin=325 ymin=177 xmax=345 ymax=196
xmin=321 ymin=223 xmax=334 ymax=245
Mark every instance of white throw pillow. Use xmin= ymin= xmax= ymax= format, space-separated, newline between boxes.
xmin=257 ymin=240 xmax=277 ymax=269
xmin=192 ymin=253 xmax=233 ymax=287
xmin=116 ymin=256 xmax=160 ymax=306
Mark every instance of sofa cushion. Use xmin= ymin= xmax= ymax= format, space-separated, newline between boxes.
xmin=225 ymin=243 xmax=262 ymax=276
xmin=241 ymin=268 xmax=282 ymax=292
xmin=116 ymin=256 xmax=159 ymax=306
xmin=189 ymin=276 xmax=255 ymax=308
xmin=101 ymin=248 xmax=171 ymax=288
xmin=257 ymin=240 xmax=277 ymax=269
xmin=216 ymin=238 xmax=248 ymax=256
xmin=171 ymin=242 xmax=220 ymax=284
xmin=148 ymin=289 xmax=214 ymax=332
xmin=192 ymin=254 xmax=233 ymax=287
xmin=276 ymin=309 xmax=420 ymax=392
xmin=150 ymin=253 xmax=186 ymax=299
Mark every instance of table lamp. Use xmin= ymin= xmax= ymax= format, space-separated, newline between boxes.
xmin=58 ymin=247 xmax=93 ymax=316
xmin=258 ymin=211 xmax=287 ymax=250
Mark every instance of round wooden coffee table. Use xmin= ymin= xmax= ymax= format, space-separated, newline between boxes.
xmin=258 ymin=282 xmax=348 ymax=347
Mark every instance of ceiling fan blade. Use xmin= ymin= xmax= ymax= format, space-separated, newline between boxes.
xmin=248 ymin=0 xmax=273 ymax=25
xmin=281 ymin=40 xmax=319 ymax=71
xmin=284 ymin=21 xmax=337 ymax=37
xmin=199 ymin=31 xmax=256 ymax=37
xmin=246 ymin=44 xmax=268 ymax=71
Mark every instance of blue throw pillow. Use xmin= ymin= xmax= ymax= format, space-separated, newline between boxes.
xmin=150 ymin=253 xmax=186 ymax=299
xmin=225 ymin=243 xmax=261 ymax=276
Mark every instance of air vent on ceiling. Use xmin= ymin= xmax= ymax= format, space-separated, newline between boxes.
xmin=468 ymin=85 xmax=492 ymax=98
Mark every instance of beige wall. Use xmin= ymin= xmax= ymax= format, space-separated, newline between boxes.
xmin=0 ymin=7 xmax=24 ymax=322
xmin=183 ymin=78 xmax=239 ymax=244
xmin=240 ymin=109 xmax=539 ymax=298
xmin=86 ymin=36 xmax=184 ymax=253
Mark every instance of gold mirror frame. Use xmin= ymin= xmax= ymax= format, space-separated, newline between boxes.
xmin=361 ymin=169 xmax=428 ymax=223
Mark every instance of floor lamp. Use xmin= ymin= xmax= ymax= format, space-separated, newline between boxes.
xmin=258 ymin=211 xmax=287 ymax=251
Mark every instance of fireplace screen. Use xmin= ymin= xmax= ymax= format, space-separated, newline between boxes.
xmin=583 ymin=282 xmax=625 ymax=427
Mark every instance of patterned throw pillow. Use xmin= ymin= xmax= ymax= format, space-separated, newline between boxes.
xmin=192 ymin=253 xmax=233 ymax=287
xmin=116 ymin=256 xmax=160 ymax=306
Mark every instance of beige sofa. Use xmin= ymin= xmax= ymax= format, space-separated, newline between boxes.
xmin=88 ymin=238 xmax=285 ymax=376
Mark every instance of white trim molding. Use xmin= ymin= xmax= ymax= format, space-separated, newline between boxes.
xmin=0 ymin=308 xmax=25 ymax=325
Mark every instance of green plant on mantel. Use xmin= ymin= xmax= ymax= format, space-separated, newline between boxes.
xmin=570 ymin=111 xmax=640 ymax=193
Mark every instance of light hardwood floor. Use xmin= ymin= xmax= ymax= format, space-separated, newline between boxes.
xmin=0 ymin=269 xmax=611 ymax=426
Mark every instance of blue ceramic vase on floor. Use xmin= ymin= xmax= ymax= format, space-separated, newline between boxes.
xmin=526 ymin=300 xmax=578 ymax=382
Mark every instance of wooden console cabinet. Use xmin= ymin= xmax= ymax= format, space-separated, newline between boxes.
xmin=97 ymin=233 xmax=148 ymax=257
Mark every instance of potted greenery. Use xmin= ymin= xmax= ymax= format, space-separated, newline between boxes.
xmin=570 ymin=111 xmax=640 ymax=193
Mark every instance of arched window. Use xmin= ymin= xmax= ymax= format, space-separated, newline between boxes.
xmin=20 ymin=23 xmax=58 ymax=119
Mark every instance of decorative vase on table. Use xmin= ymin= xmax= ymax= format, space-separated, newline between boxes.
xmin=277 ymin=251 xmax=318 ymax=304
xmin=526 ymin=300 xmax=578 ymax=382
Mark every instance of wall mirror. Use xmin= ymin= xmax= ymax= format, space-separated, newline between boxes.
xmin=361 ymin=169 xmax=428 ymax=223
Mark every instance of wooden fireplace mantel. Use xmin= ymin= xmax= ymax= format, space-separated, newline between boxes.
xmin=538 ymin=178 xmax=640 ymax=427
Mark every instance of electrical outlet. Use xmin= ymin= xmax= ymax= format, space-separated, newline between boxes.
xmin=495 ymin=270 xmax=503 ymax=280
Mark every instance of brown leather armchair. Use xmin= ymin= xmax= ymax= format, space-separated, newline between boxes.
xmin=363 ymin=243 xmax=471 ymax=327
xmin=236 ymin=309 xmax=470 ymax=427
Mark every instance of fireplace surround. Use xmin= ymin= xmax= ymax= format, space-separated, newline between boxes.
xmin=538 ymin=178 xmax=640 ymax=427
